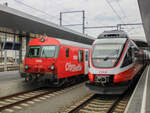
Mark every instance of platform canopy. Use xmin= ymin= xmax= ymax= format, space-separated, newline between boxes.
xmin=133 ymin=39 xmax=148 ymax=47
xmin=0 ymin=4 xmax=94 ymax=45
xmin=138 ymin=0 xmax=150 ymax=44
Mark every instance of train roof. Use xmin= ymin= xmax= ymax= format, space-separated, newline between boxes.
xmin=93 ymin=38 xmax=127 ymax=45
xmin=98 ymin=30 xmax=129 ymax=39
xmin=28 ymin=37 xmax=91 ymax=48
xmin=57 ymin=38 xmax=91 ymax=48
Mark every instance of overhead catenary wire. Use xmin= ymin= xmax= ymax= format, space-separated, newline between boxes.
xmin=2 ymin=0 xmax=143 ymax=37
xmin=114 ymin=0 xmax=143 ymax=34
xmin=13 ymin=0 xmax=65 ymax=23
xmin=105 ymin=0 xmax=125 ymax=24
xmin=13 ymin=0 xmax=81 ymax=29
xmin=105 ymin=0 xmax=139 ymax=34
xmin=116 ymin=1 xmax=127 ymax=19
xmin=115 ymin=1 xmax=136 ymax=33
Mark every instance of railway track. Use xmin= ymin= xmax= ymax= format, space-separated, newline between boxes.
xmin=0 ymin=88 xmax=55 ymax=112
xmin=62 ymin=90 xmax=131 ymax=113
xmin=61 ymin=67 xmax=145 ymax=113
xmin=0 ymin=82 xmax=85 ymax=113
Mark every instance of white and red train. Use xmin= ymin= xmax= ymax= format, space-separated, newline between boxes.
xmin=86 ymin=30 xmax=146 ymax=94
xmin=21 ymin=37 xmax=90 ymax=86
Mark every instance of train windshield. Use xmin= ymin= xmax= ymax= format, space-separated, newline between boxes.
xmin=92 ymin=44 xmax=122 ymax=58
xmin=41 ymin=46 xmax=56 ymax=57
xmin=27 ymin=45 xmax=57 ymax=58
xmin=92 ymin=44 xmax=123 ymax=68
xmin=28 ymin=46 xmax=40 ymax=57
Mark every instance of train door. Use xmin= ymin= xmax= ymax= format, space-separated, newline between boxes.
xmin=84 ymin=49 xmax=89 ymax=74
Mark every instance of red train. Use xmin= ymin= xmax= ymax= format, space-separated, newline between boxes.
xmin=21 ymin=37 xmax=90 ymax=86
xmin=86 ymin=30 xmax=146 ymax=94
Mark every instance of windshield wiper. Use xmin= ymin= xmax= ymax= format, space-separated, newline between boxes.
xmin=104 ymin=57 xmax=109 ymax=61
xmin=103 ymin=50 xmax=119 ymax=61
xmin=92 ymin=50 xmax=119 ymax=60
xmin=42 ymin=50 xmax=48 ymax=58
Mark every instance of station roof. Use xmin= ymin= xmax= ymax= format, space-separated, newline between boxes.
xmin=138 ymin=0 xmax=150 ymax=44
xmin=0 ymin=4 xmax=94 ymax=45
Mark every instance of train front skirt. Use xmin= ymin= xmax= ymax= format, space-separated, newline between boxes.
xmin=85 ymin=81 xmax=129 ymax=95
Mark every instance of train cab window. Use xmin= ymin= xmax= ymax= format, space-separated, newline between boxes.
xmin=78 ymin=50 xmax=83 ymax=62
xmin=41 ymin=46 xmax=56 ymax=57
xmin=28 ymin=46 xmax=40 ymax=57
xmin=66 ymin=48 xmax=69 ymax=57
xmin=121 ymin=47 xmax=132 ymax=67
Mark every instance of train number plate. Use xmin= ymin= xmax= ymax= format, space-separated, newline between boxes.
xmin=36 ymin=60 xmax=42 ymax=63
xmin=96 ymin=76 xmax=109 ymax=83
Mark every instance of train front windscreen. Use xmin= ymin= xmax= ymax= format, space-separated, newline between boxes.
xmin=26 ymin=45 xmax=58 ymax=58
xmin=92 ymin=44 xmax=123 ymax=68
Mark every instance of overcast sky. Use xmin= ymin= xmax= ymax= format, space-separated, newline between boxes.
xmin=0 ymin=0 xmax=146 ymax=41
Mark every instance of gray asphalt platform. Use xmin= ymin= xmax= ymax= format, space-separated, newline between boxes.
xmin=124 ymin=66 xmax=150 ymax=113
xmin=0 ymin=71 xmax=39 ymax=97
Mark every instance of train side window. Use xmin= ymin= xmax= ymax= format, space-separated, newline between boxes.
xmin=78 ymin=50 xmax=83 ymax=62
xmin=66 ymin=48 xmax=69 ymax=57
xmin=121 ymin=47 xmax=132 ymax=67
xmin=85 ymin=51 xmax=88 ymax=61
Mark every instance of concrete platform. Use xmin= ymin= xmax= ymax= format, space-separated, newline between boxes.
xmin=0 ymin=71 xmax=39 ymax=97
xmin=124 ymin=66 xmax=150 ymax=113
xmin=0 ymin=71 xmax=21 ymax=82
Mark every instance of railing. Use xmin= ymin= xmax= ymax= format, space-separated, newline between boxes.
xmin=0 ymin=64 xmax=19 ymax=72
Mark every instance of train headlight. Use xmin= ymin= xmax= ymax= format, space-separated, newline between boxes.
xmin=50 ymin=64 xmax=55 ymax=70
xmin=25 ymin=65 xmax=29 ymax=70
xmin=40 ymin=38 xmax=45 ymax=42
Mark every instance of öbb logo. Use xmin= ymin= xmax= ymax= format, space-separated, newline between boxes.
xmin=65 ymin=63 xmax=82 ymax=72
